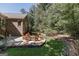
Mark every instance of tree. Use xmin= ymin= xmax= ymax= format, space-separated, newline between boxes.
xmin=33 ymin=3 xmax=52 ymax=33
xmin=26 ymin=3 xmax=52 ymax=33
xmin=25 ymin=3 xmax=79 ymax=38
xmin=20 ymin=8 xmax=27 ymax=14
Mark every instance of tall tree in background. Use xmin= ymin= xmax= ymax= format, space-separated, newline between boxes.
xmin=25 ymin=3 xmax=52 ymax=33
xmin=33 ymin=3 xmax=52 ymax=33
xmin=25 ymin=3 xmax=79 ymax=37
xmin=26 ymin=5 xmax=36 ymax=33
xmin=20 ymin=8 xmax=27 ymax=14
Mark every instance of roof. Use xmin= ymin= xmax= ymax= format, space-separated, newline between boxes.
xmin=0 ymin=13 xmax=27 ymax=19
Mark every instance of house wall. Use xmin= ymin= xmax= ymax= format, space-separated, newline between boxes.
xmin=6 ymin=19 xmax=23 ymax=36
xmin=0 ymin=29 xmax=5 ymax=37
xmin=0 ymin=17 xmax=6 ymax=38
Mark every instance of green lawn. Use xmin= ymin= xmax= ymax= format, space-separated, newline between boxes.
xmin=6 ymin=39 xmax=65 ymax=56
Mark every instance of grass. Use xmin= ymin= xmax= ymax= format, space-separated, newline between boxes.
xmin=6 ymin=39 xmax=65 ymax=56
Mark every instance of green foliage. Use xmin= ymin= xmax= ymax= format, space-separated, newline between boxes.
xmin=61 ymin=4 xmax=79 ymax=37
xmin=25 ymin=4 xmax=52 ymax=33
xmin=47 ymin=3 xmax=79 ymax=37
xmin=25 ymin=3 xmax=79 ymax=38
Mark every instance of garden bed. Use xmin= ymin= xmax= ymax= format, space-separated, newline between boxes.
xmin=6 ymin=32 xmax=46 ymax=47
xmin=6 ymin=39 xmax=65 ymax=56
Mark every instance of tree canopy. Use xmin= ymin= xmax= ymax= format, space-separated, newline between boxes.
xmin=25 ymin=3 xmax=79 ymax=38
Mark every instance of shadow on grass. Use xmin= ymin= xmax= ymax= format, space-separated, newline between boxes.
xmin=6 ymin=39 xmax=65 ymax=56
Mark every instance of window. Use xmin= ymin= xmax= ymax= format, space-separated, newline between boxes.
xmin=18 ymin=21 xmax=21 ymax=26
